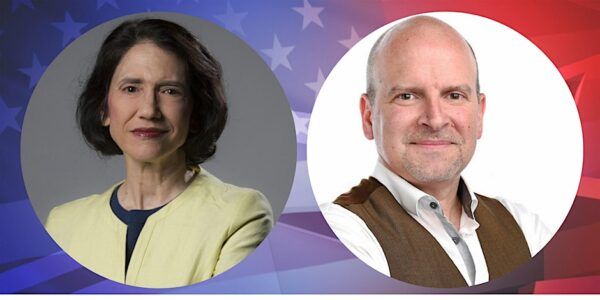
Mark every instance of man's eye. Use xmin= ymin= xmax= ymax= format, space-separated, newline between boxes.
xmin=449 ymin=92 xmax=463 ymax=100
xmin=397 ymin=93 xmax=414 ymax=100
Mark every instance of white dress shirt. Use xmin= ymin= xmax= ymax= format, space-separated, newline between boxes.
xmin=320 ymin=161 xmax=552 ymax=286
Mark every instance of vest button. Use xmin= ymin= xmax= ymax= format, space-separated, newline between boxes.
xmin=429 ymin=202 xmax=438 ymax=209
xmin=452 ymin=237 xmax=460 ymax=244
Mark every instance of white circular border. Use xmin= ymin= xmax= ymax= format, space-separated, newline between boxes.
xmin=308 ymin=12 xmax=582 ymax=236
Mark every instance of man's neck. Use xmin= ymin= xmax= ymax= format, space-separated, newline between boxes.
xmin=374 ymin=160 xmax=465 ymax=230
xmin=413 ymin=179 xmax=463 ymax=230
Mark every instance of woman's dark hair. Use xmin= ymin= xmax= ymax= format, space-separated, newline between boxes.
xmin=77 ymin=18 xmax=227 ymax=166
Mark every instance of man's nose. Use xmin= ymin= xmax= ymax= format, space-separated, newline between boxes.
xmin=418 ymin=97 xmax=450 ymax=131
xmin=138 ymin=90 xmax=162 ymax=120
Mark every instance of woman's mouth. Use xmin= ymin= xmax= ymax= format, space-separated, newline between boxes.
xmin=131 ymin=128 xmax=167 ymax=138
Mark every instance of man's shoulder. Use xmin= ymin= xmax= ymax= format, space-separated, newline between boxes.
xmin=473 ymin=192 xmax=517 ymax=219
xmin=334 ymin=177 xmax=386 ymax=207
xmin=473 ymin=193 xmax=494 ymax=202
xmin=473 ymin=193 xmax=525 ymax=219
xmin=473 ymin=193 xmax=504 ymax=209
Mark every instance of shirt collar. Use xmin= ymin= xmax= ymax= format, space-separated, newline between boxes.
xmin=371 ymin=160 xmax=479 ymax=219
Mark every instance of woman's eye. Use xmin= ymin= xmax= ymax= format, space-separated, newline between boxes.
xmin=163 ymin=88 xmax=180 ymax=95
xmin=124 ymin=86 xmax=138 ymax=93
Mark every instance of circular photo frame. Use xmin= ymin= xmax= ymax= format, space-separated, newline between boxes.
xmin=21 ymin=12 xmax=296 ymax=288
xmin=309 ymin=12 xmax=582 ymax=287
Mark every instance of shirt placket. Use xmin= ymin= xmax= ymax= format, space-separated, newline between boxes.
xmin=424 ymin=197 xmax=476 ymax=286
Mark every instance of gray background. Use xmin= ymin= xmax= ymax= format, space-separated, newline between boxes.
xmin=21 ymin=13 xmax=296 ymax=223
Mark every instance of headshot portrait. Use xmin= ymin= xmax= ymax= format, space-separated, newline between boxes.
xmin=309 ymin=13 xmax=582 ymax=288
xmin=21 ymin=13 xmax=296 ymax=288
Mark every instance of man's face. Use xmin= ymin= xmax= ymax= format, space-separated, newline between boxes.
xmin=361 ymin=25 xmax=485 ymax=187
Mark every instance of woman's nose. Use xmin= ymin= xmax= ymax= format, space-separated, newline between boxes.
xmin=138 ymin=91 xmax=162 ymax=120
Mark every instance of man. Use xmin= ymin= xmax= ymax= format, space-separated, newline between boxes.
xmin=321 ymin=16 xmax=550 ymax=288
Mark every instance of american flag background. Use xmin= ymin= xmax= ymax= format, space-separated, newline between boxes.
xmin=1 ymin=0 xmax=599 ymax=294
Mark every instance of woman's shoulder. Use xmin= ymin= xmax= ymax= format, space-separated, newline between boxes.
xmin=191 ymin=169 xmax=271 ymax=211
xmin=51 ymin=193 xmax=104 ymax=214
xmin=45 ymin=184 xmax=117 ymax=229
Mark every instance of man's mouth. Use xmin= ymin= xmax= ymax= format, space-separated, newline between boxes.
xmin=412 ymin=139 xmax=453 ymax=146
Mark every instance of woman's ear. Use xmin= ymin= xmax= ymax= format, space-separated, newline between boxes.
xmin=101 ymin=110 xmax=110 ymax=127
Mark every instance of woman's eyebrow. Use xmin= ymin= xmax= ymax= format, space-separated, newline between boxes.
xmin=117 ymin=78 xmax=185 ymax=87
xmin=157 ymin=80 xmax=186 ymax=87
xmin=118 ymin=77 xmax=143 ymax=85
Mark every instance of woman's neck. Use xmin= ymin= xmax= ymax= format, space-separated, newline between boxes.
xmin=118 ymin=151 xmax=194 ymax=210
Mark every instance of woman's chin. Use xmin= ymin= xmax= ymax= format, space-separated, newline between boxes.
xmin=124 ymin=150 xmax=180 ymax=165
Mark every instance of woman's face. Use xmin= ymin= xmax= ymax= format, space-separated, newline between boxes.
xmin=103 ymin=42 xmax=191 ymax=165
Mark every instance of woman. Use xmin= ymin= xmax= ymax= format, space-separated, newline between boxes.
xmin=45 ymin=18 xmax=273 ymax=288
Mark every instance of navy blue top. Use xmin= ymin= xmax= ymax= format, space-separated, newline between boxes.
xmin=109 ymin=185 xmax=165 ymax=274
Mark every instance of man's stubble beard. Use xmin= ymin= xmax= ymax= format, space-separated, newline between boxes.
xmin=401 ymin=147 xmax=465 ymax=184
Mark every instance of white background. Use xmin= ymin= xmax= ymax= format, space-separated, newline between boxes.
xmin=307 ymin=12 xmax=583 ymax=237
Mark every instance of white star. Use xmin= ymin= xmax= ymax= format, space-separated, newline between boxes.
xmin=19 ymin=54 xmax=47 ymax=89
xmin=305 ymin=68 xmax=325 ymax=95
xmin=262 ymin=35 xmax=295 ymax=71
xmin=52 ymin=12 xmax=87 ymax=47
xmin=339 ymin=26 xmax=361 ymax=49
xmin=0 ymin=96 xmax=23 ymax=133
xmin=97 ymin=0 xmax=118 ymax=9
xmin=215 ymin=2 xmax=248 ymax=36
xmin=11 ymin=0 xmax=34 ymax=12
xmin=292 ymin=0 xmax=324 ymax=30
xmin=291 ymin=110 xmax=310 ymax=141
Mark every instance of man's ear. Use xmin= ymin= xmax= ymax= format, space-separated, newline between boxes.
xmin=360 ymin=93 xmax=375 ymax=140
xmin=477 ymin=92 xmax=486 ymax=139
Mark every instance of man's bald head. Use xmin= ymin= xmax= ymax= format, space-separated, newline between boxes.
xmin=366 ymin=16 xmax=480 ymax=102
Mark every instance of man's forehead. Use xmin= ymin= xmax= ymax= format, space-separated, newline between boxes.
xmin=378 ymin=17 xmax=470 ymax=60
xmin=370 ymin=17 xmax=478 ymax=90
xmin=382 ymin=16 xmax=464 ymax=45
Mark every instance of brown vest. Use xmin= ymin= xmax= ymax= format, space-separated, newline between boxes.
xmin=334 ymin=177 xmax=531 ymax=288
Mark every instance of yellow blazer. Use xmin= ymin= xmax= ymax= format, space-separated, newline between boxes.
xmin=45 ymin=170 xmax=273 ymax=288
